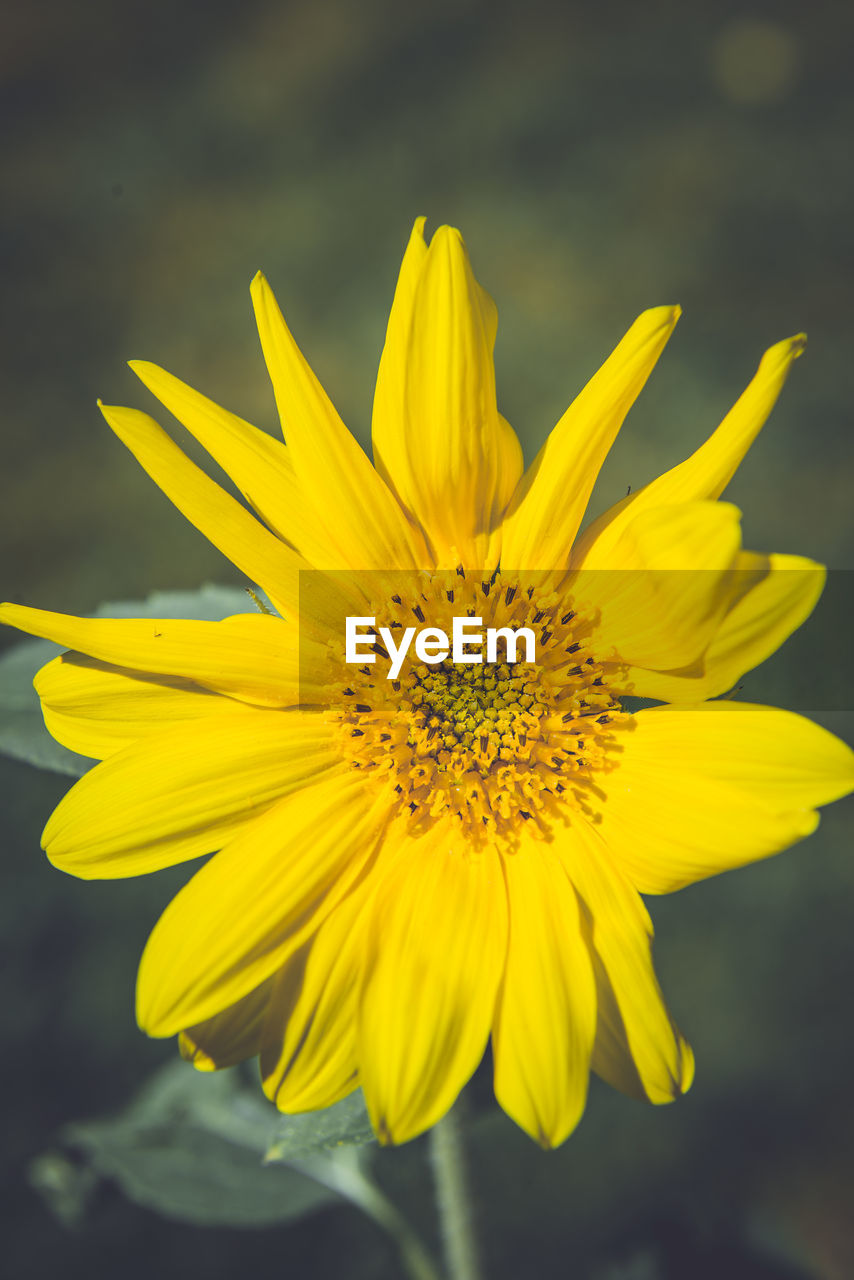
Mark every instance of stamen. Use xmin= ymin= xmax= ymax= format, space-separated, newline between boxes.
xmin=329 ymin=570 xmax=628 ymax=851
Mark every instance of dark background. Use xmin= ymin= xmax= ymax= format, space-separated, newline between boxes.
xmin=2 ymin=1 xmax=853 ymax=1276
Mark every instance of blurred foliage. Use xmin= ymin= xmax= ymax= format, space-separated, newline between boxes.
xmin=37 ymin=1059 xmax=339 ymax=1229
xmin=2 ymin=0 xmax=854 ymax=1277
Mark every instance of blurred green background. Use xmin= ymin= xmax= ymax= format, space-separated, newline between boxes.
xmin=2 ymin=0 xmax=853 ymax=1276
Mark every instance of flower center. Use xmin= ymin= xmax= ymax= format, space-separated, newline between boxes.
xmin=328 ymin=569 xmax=628 ymax=850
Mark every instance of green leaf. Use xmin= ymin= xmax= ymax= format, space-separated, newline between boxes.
xmin=0 ymin=637 xmax=93 ymax=776
xmin=266 ymin=1090 xmax=376 ymax=1162
xmin=56 ymin=1059 xmax=339 ymax=1228
xmin=33 ymin=1058 xmax=380 ymax=1231
xmin=0 ymin=584 xmax=262 ymax=778
xmin=32 ymin=1062 xmax=438 ymax=1273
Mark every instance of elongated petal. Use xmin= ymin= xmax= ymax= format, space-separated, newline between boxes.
xmin=0 ymin=606 xmax=301 ymax=707
xmin=180 ymin=978 xmax=273 ymax=1072
xmin=43 ymin=710 xmax=340 ymax=878
xmin=374 ymin=224 xmax=523 ymax=564
xmin=493 ymin=839 xmax=596 ymax=1147
xmin=574 ymin=502 xmax=743 ymax=669
xmin=572 ymin=335 xmax=806 ymax=569
xmin=137 ymin=772 xmax=385 ymax=1037
xmin=615 ymin=553 xmax=825 ymax=702
xmin=358 ymin=823 xmax=508 ymax=1144
xmin=251 ymin=273 xmax=429 ymax=570
xmin=261 ymin=877 xmax=377 ymax=1113
xmin=500 ymin=305 xmax=680 ymax=569
xmin=129 ymin=361 xmax=339 ymax=562
xmin=99 ymin=402 xmax=308 ymax=615
xmin=371 ymin=217 xmax=428 ymax=504
xmin=558 ymin=822 xmax=694 ymax=1103
xmin=35 ymin=654 xmax=250 ymax=759
xmin=595 ymin=703 xmax=854 ymax=894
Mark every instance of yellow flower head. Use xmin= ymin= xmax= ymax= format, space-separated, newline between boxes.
xmin=3 ymin=220 xmax=852 ymax=1148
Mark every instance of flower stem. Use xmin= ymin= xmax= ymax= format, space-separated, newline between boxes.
xmin=429 ymin=1105 xmax=483 ymax=1280
xmin=295 ymin=1150 xmax=443 ymax=1280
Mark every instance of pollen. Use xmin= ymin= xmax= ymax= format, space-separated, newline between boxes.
xmin=328 ymin=570 xmax=629 ymax=849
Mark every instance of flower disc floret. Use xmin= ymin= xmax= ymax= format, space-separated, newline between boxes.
xmin=330 ymin=569 xmax=628 ymax=847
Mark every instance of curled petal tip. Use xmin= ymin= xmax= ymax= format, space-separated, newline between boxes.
xmin=427 ymin=223 xmax=465 ymax=252
xmin=757 ymin=332 xmax=808 ymax=376
xmin=250 ymin=270 xmax=269 ymax=297
xmin=375 ymin=1116 xmax=394 ymax=1146
xmin=96 ymin=399 xmax=130 ymax=427
xmin=0 ymin=602 xmax=24 ymax=627
xmin=97 ymin=400 xmax=121 ymax=427
xmin=649 ymin=303 xmax=681 ymax=327
xmin=630 ymin=304 xmax=682 ymax=344
xmin=97 ymin=399 xmax=128 ymax=430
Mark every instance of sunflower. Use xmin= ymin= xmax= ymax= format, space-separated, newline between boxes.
xmin=3 ymin=220 xmax=852 ymax=1148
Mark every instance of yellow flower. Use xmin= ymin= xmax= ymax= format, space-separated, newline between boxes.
xmin=3 ymin=220 xmax=853 ymax=1148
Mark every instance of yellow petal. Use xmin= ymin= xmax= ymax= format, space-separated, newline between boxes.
xmin=35 ymin=653 xmax=251 ymax=759
xmin=250 ymin=272 xmax=429 ymax=570
xmin=99 ymin=402 xmax=308 ymax=616
xmin=358 ymin=822 xmax=508 ymax=1144
xmin=615 ymin=553 xmax=825 ymax=701
xmin=129 ymin=360 xmax=339 ymax=563
xmin=261 ymin=878 xmax=376 ymax=1113
xmin=558 ymin=822 xmax=694 ymax=1103
xmin=0 ymin=606 xmax=301 ymax=707
xmin=500 ymin=305 xmax=680 ymax=569
xmin=596 ymin=703 xmax=854 ymax=894
xmin=137 ymin=772 xmax=385 ymax=1037
xmin=572 ymin=334 xmax=806 ymax=569
xmin=588 ymin=939 xmax=695 ymax=1105
xmin=43 ymin=709 xmax=340 ymax=878
xmin=179 ymin=978 xmax=273 ymax=1072
xmin=371 ymin=217 xmax=429 ymax=505
xmin=574 ymin=502 xmax=743 ymax=669
xmin=374 ymin=224 xmax=523 ymax=565
xmin=492 ymin=839 xmax=596 ymax=1148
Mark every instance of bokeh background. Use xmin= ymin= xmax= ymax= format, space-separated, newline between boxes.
xmin=2 ymin=0 xmax=853 ymax=1276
